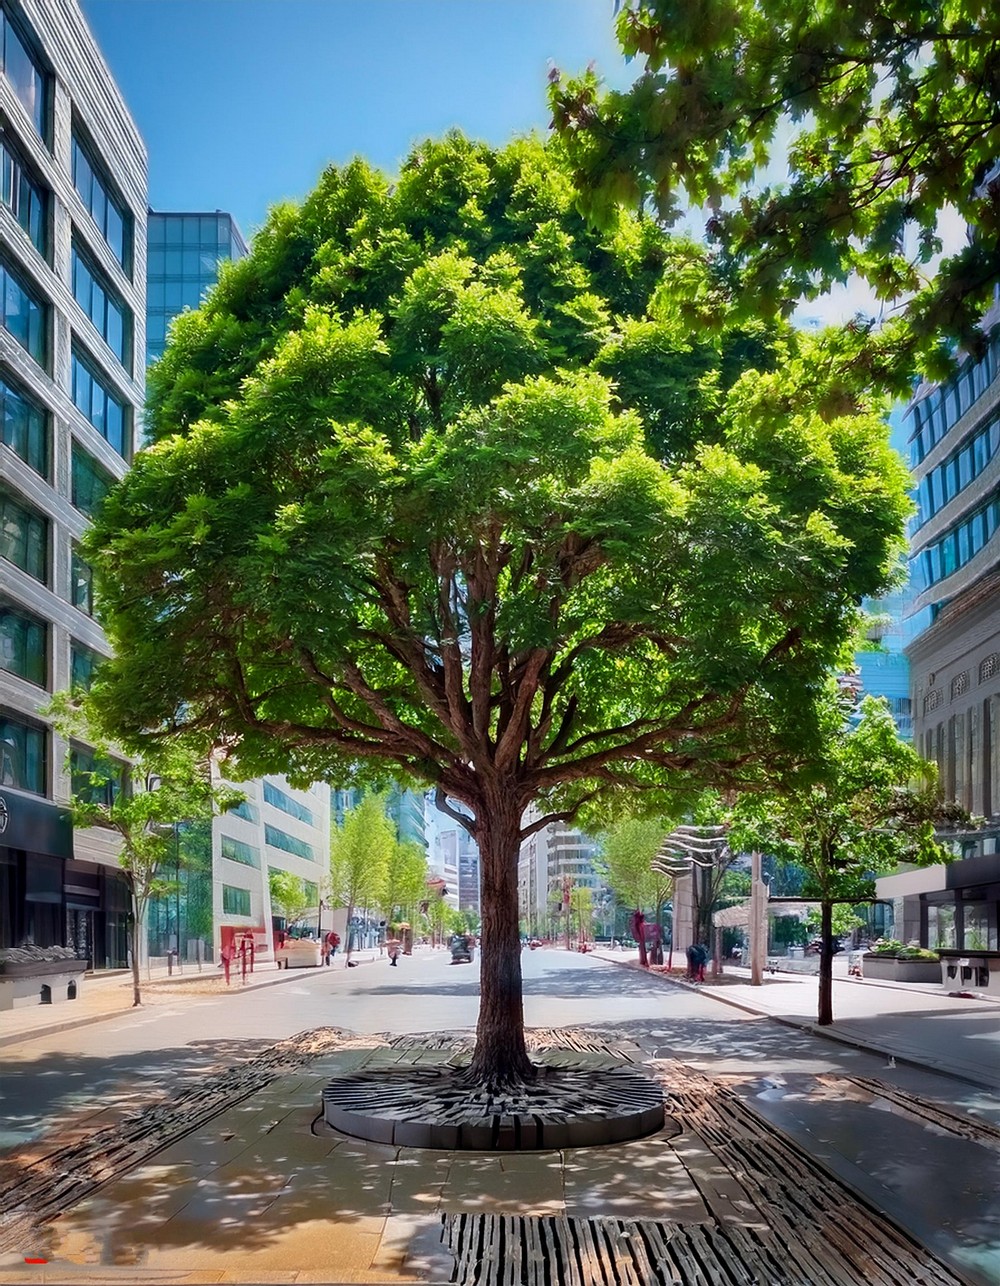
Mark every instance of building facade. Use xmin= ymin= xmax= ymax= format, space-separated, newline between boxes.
xmin=880 ymin=310 xmax=1000 ymax=954
xmin=0 ymin=0 xmax=146 ymax=967
xmin=145 ymin=209 xmax=246 ymax=365
xmin=517 ymin=807 xmax=601 ymax=938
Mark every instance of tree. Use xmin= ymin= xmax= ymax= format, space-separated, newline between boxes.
xmin=597 ymin=816 xmax=673 ymax=963
xmin=86 ymin=135 xmax=910 ymax=1087
xmin=568 ymin=884 xmax=594 ymax=946
xmin=730 ymin=692 xmax=966 ymax=1025
xmin=551 ymin=0 xmax=1000 ymax=383
xmin=381 ymin=839 xmax=428 ymax=926
xmin=329 ymin=792 xmax=392 ymax=960
xmin=268 ymin=869 xmax=314 ymax=929
xmin=48 ymin=692 xmax=237 ymax=1007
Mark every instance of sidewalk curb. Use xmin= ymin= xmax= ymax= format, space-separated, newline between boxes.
xmin=0 ymin=954 xmax=381 ymax=1050
xmin=597 ymin=953 xmax=1000 ymax=1094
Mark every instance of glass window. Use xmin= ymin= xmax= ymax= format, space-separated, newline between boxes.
xmin=958 ymin=520 xmax=972 ymax=566
xmin=959 ymin=446 xmax=973 ymax=488
xmin=182 ymin=215 xmax=201 ymax=246
xmin=70 ymin=745 xmax=125 ymax=807
xmin=0 ymin=488 xmax=46 ymax=582
xmin=927 ymin=904 xmax=956 ymax=950
xmin=71 ymin=242 xmax=131 ymax=370
xmin=0 ymin=712 xmax=45 ymax=793
xmin=263 ymin=780 xmax=314 ymax=824
xmin=0 ymin=603 xmax=45 ymax=686
xmin=941 ymin=531 xmax=958 ymax=577
xmin=71 ymin=443 xmax=112 ymax=517
xmin=71 ymin=546 xmax=94 ymax=615
xmin=147 ymin=248 xmax=165 ymax=276
xmin=264 ymin=823 xmax=314 ymax=861
xmin=70 ymin=642 xmax=102 ymax=691
xmin=221 ymin=835 xmax=260 ymax=868
xmin=147 ymin=216 xmax=165 ymax=247
xmin=71 ymin=134 xmax=131 ymax=273
xmin=0 ymin=371 xmax=46 ymax=476
xmin=0 ymin=132 xmax=46 ymax=254
xmin=71 ymin=350 xmax=128 ymax=457
xmin=1 ymin=9 xmax=46 ymax=137
xmin=971 ymin=511 xmax=986 ymax=556
xmin=226 ymin=798 xmax=258 ymax=823
xmin=222 ymin=884 xmax=251 ymax=916
xmin=0 ymin=257 xmax=45 ymax=365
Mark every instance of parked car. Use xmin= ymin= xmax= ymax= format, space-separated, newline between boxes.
xmin=449 ymin=933 xmax=474 ymax=964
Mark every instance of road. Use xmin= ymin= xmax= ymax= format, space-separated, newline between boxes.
xmin=2 ymin=947 xmax=998 ymax=1285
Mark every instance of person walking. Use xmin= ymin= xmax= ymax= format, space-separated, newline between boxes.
xmin=387 ymin=938 xmax=401 ymax=966
xmin=324 ymin=930 xmax=340 ymax=966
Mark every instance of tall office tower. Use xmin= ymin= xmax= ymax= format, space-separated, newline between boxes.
xmin=517 ymin=806 xmax=601 ymax=938
xmin=878 ymin=307 xmax=1000 ymax=951
xmin=142 ymin=210 xmax=335 ymax=965
xmin=0 ymin=0 xmax=146 ymax=967
xmin=145 ymin=210 xmax=246 ymax=365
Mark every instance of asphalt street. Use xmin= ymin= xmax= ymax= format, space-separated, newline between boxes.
xmin=2 ymin=947 xmax=998 ymax=1284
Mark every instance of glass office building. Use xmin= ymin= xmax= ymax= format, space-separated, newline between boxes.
xmin=145 ymin=210 xmax=247 ymax=364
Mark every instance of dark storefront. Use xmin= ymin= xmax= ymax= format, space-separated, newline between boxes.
xmin=0 ymin=787 xmax=129 ymax=969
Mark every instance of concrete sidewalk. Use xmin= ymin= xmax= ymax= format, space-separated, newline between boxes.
xmin=589 ymin=947 xmax=1000 ymax=1091
xmin=0 ymin=950 xmax=385 ymax=1049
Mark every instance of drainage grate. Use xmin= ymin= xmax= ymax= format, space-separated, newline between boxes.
xmin=837 ymin=1076 xmax=1000 ymax=1152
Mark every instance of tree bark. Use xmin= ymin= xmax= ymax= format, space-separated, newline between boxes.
xmin=344 ymin=900 xmax=354 ymax=963
xmin=129 ymin=901 xmax=142 ymax=1007
xmin=465 ymin=793 xmax=535 ymax=1087
xmin=817 ymin=898 xmax=834 ymax=1026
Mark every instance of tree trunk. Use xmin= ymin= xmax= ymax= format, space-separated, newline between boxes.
xmin=344 ymin=901 xmax=354 ymax=963
xmin=817 ymin=898 xmax=834 ymax=1026
xmin=465 ymin=796 xmax=535 ymax=1087
xmin=129 ymin=904 xmax=142 ymax=1007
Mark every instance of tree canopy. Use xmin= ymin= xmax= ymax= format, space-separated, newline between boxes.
xmin=86 ymin=133 xmax=911 ymax=1083
xmin=551 ymin=0 xmax=1000 ymax=383
xmin=729 ymin=691 xmax=963 ymax=1023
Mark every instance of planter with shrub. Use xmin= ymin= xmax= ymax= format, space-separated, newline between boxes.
xmin=862 ymin=940 xmax=942 ymax=983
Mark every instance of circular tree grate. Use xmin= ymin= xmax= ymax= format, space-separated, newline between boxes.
xmin=322 ymin=1060 xmax=668 ymax=1150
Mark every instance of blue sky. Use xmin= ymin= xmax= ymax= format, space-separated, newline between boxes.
xmin=82 ymin=0 xmax=630 ymax=241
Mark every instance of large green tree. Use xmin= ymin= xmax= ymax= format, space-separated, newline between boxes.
xmin=597 ymin=816 xmax=673 ymax=963
xmin=730 ymin=692 xmax=965 ymax=1026
xmin=87 ymin=134 xmax=909 ymax=1086
xmin=551 ymin=0 xmax=1000 ymax=382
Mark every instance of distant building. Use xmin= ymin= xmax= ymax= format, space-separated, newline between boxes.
xmin=517 ymin=807 xmax=600 ymax=937
xmin=145 ymin=209 xmax=246 ymax=364
xmin=1 ymin=0 xmax=146 ymax=967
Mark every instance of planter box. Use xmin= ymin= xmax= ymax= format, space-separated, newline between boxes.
xmin=862 ymin=955 xmax=941 ymax=984
xmin=276 ymin=940 xmax=322 ymax=968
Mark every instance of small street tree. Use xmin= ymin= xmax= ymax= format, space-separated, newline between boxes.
xmin=597 ymin=816 xmax=673 ymax=965
xmin=268 ymin=869 xmax=314 ymax=931
xmin=730 ymin=692 xmax=967 ymax=1026
xmin=48 ymin=692 xmax=238 ymax=1007
xmin=86 ymin=136 xmax=910 ymax=1087
xmin=381 ymin=838 xmax=428 ymax=927
xmin=329 ymin=792 xmax=393 ymax=960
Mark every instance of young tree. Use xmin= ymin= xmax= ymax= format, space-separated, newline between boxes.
xmin=48 ymin=692 xmax=238 ymax=1007
xmin=381 ymin=839 xmax=428 ymax=926
xmin=551 ymin=0 xmax=1000 ymax=382
xmin=268 ymin=869 xmax=314 ymax=930
xmin=730 ymin=693 xmax=966 ymax=1025
xmin=329 ymin=792 xmax=392 ymax=960
xmin=85 ymin=136 xmax=909 ymax=1087
xmin=597 ymin=816 xmax=673 ymax=964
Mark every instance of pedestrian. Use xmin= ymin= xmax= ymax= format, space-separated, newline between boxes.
xmin=695 ymin=942 xmax=709 ymax=982
xmin=324 ymin=930 xmax=340 ymax=966
xmin=387 ymin=938 xmax=401 ymax=966
xmin=685 ymin=943 xmax=698 ymax=982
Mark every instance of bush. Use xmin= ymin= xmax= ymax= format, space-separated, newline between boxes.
xmin=867 ymin=939 xmax=939 ymax=962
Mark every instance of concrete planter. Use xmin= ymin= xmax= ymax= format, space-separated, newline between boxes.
xmin=862 ymin=954 xmax=941 ymax=984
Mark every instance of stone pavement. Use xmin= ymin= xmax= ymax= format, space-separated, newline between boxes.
xmin=0 ymin=953 xmax=997 ymax=1285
